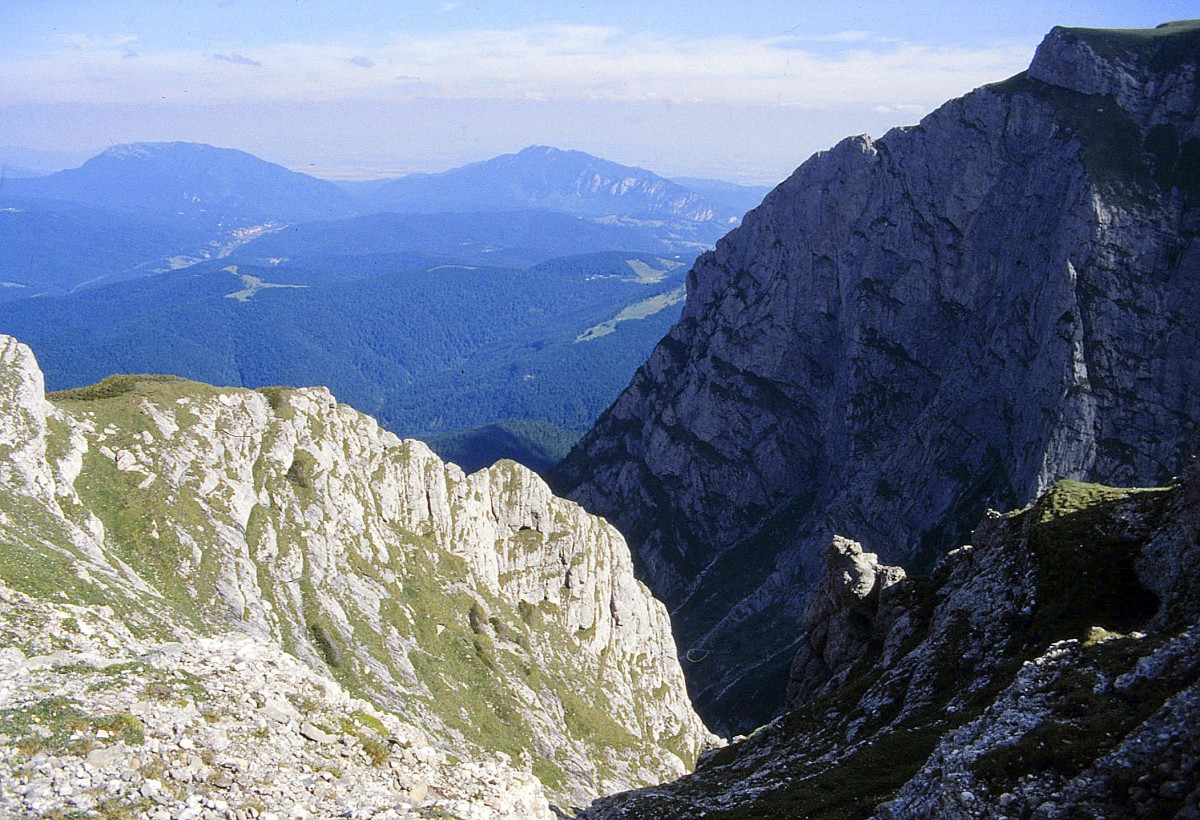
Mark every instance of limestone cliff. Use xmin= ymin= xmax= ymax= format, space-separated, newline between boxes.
xmin=584 ymin=468 xmax=1200 ymax=817
xmin=552 ymin=20 xmax=1200 ymax=733
xmin=0 ymin=336 xmax=713 ymax=815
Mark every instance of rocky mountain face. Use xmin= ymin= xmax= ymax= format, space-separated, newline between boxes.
xmin=0 ymin=335 xmax=713 ymax=816
xmin=584 ymin=467 xmax=1200 ymax=817
xmin=552 ymin=20 xmax=1200 ymax=734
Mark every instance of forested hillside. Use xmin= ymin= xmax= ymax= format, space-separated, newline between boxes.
xmin=0 ymin=253 xmax=687 ymax=446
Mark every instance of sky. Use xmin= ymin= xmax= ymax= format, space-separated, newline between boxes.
xmin=0 ymin=1 xmax=1193 ymax=184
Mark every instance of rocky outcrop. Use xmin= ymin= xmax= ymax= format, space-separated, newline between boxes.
xmin=785 ymin=536 xmax=906 ymax=707
xmin=583 ymin=467 xmax=1200 ymax=817
xmin=552 ymin=20 xmax=1200 ymax=733
xmin=0 ymin=336 xmax=714 ymax=814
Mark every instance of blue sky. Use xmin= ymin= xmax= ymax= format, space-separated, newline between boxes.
xmin=1 ymin=1 xmax=1192 ymax=183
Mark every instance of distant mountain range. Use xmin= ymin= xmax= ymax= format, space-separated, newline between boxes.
xmin=0 ymin=141 xmax=760 ymax=468
xmin=2 ymin=142 xmax=357 ymax=227
xmin=0 ymin=141 xmax=765 ymax=295
xmin=3 ymin=141 xmax=767 ymax=231
xmin=349 ymin=145 xmax=764 ymax=224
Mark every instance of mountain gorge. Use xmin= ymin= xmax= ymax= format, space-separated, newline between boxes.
xmin=552 ymin=20 xmax=1200 ymax=734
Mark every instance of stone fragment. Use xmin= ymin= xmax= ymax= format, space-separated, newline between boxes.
xmin=85 ymin=746 xmax=125 ymax=769
xmin=299 ymin=722 xmax=335 ymax=745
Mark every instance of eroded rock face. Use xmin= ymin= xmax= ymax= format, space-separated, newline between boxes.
xmin=786 ymin=536 xmax=906 ymax=707
xmin=552 ymin=20 xmax=1200 ymax=733
xmin=0 ymin=336 xmax=714 ymax=812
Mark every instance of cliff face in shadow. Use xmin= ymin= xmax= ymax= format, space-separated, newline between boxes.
xmin=553 ymin=20 xmax=1200 ymax=734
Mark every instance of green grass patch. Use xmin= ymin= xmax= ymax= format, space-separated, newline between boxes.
xmin=559 ymin=689 xmax=638 ymax=751
xmin=532 ymin=756 xmax=567 ymax=792
xmin=0 ymin=494 xmax=142 ymax=627
xmin=254 ymin=388 xmax=296 ymax=420
xmin=0 ymin=696 xmax=145 ymax=756
xmin=286 ymin=450 xmax=317 ymax=490
xmin=47 ymin=374 xmax=186 ymax=403
xmin=362 ymin=736 xmax=389 ymax=766
xmin=1024 ymin=480 xmax=1168 ymax=641
xmin=308 ymin=619 xmax=344 ymax=669
xmin=350 ymin=710 xmax=388 ymax=735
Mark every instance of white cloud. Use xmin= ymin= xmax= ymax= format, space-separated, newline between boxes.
xmin=211 ymin=52 xmax=262 ymax=66
xmin=807 ymin=30 xmax=876 ymax=43
xmin=0 ymin=26 xmax=1031 ymax=110
xmin=873 ymin=103 xmax=928 ymax=115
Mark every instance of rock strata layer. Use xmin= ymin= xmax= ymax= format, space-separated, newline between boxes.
xmin=552 ymin=20 xmax=1200 ymax=733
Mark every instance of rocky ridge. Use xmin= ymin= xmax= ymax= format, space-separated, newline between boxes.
xmin=552 ymin=20 xmax=1200 ymax=733
xmin=0 ymin=335 xmax=714 ymax=815
xmin=584 ymin=466 xmax=1200 ymax=817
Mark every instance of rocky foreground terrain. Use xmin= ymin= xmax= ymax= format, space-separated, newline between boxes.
xmin=0 ymin=586 xmax=547 ymax=819
xmin=585 ymin=467 xmax=1200 ymax=817
xmin=0 ymin=334 xmax=713 ymax=817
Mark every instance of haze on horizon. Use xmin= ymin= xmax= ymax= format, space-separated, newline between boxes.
xmin=1 ymin=0 xmax=1191 ymax=185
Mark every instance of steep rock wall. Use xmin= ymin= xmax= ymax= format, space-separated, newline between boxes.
xmin=552 ymin=21 xmax=1200 ymax=733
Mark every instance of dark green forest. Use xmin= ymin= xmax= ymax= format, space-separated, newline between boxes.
xmin=0 ymin=252 xmax=687 ymax=468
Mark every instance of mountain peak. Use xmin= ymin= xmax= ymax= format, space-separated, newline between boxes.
xmin=1027 ymin=19 xmax=1200 ymax=115
xmin=97 ymin=141 xmax=230 ymax=160
xmin=516 ymin=144 xmax=566 ymax=156
xmin=7 ymin=141 xmax=356 ymax=226
xmin=98 ymin=142 xmax=160 ymax=160
xmin=364 ymin=146 xmax=735 ymax=222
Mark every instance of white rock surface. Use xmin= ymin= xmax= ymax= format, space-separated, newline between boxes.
xmin=0 ymin=581 xmax=551 ymax=819
xmin=0 ymin=336 xmax=714 ymax=812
